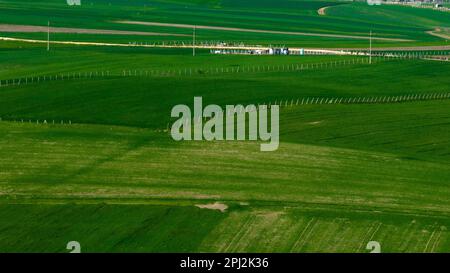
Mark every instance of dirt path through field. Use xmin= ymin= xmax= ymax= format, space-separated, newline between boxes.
xmin=2 ymin=36 xmax=448 ymax=52
xmin=317 ymin=6 xmax=329 ymax=16
xmin=427 ymin=28 xmax=450 ymax=40
xmin=116 ymin=20 xmax=412 ymax=42
xmin=0 ymin=24 xmax=188 ymax=37
xmin=196 ymin=202 xmax=228 ymax=213
xmin=0 ymin=36 xmax=268 ymax=50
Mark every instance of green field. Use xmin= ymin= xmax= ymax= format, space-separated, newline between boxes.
xmin=1 ymin=0 xmax=450 ymax=47
xmin=0 ymin=0 xmax=450 ymax=253
xmin=1 ymin=100 xmax=450 ymax=252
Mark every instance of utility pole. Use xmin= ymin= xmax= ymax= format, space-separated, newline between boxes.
xmin=193 ymin=26 xmax=196 ymax=57
xmin=47 ymin=21 xmax=50 ymax=51
xmin=369 ymin=30 xmax=372 ymax=64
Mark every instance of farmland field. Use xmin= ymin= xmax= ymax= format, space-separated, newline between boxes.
xmin=0 ymin=0 xmax=450 ymax=254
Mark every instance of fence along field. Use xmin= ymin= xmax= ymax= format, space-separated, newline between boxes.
xmin=0 ymin=55 xmax=448 ymax=129
xmin=0 ymin=52 xmax=448 ymax=87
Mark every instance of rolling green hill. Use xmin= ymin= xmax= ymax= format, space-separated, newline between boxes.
xmin=0 ymin=0 xmax=450 ymax=47
xmin=1 ymin=99 xmax=450 ymax=252
xmin=0 ymin=0 xmax=449 ymax=253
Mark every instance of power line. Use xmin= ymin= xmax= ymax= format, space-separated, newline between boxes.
xmin=193 ymin=26 xmax=196 ymax=57
xmin=369 ymin=30 xmax=372 ymax=64
xmin=47 ymin=21 xmax=50 ymax=51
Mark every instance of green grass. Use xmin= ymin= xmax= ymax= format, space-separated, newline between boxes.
xmin=1 ymin=67 xmax=450 ymax=252
xmin=0 ymin=204 xmax=227 ymax=252
xmin=1 ymin=100 xmax=450 ymax=252
xmin=0 ymin=42 xmax=368 ymax=79
xmin=0 ymin=203 xmax=448 ymax=253
xmin=281 ymin=102 xmax=450 ymax=162
xmin=0 ymin=49 xmax=448 ymax=129
xmin=1 ymin=0 xmax=450 ymax=253
xmin=1 ymin=101 xmax=450 ymax=207
xmin=0 ymin=0 xmax=449 ymax=47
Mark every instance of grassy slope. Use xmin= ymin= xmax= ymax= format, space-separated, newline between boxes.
xmin=0 ymin=204 xmax=227 ymax=252
xmin=0 ymin=43 xmax=364 ymax=78
xmin=281 ymin=103 xmax=450 ymax=162
xmin=0 ymin=1 xmax=450 ymax=253
xmin=1 ymin=66 xmax=450 ymax=252
xmin=0 ymin=204 xmax=448 ymax=253
xmin=0 ymin=46 xmax=448 ymax=129
xmin=1 ymin=100 xmax=450 ymax=252
xmin=2 ymin=103 xmax=450 ymax=209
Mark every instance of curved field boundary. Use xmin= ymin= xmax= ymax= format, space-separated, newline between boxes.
xmin=0 ymin=24 xmax=188 ymax=37
xmin=1 ymin=93 xmax=449 ymax=128
xmin=2 ymin=36 xmax=448 ymax=56
xmin=274 ymin=93 xmax=450 ymax=107
xmin=427 ymin=28 xmax=450 ymax=40
xmin=117 ymin=20 xmax=413 ymax=42
xmin=0 ymin=36 xmax=271 ymax=51
xmin=0 ymin=57 xmax=385 ymax=89
xmin=1 ymin=55 xmax=446 ymax=90
xmin=1 ymin=52 xmax=447 ymax=91
xmin=219 ymin=93 xmax=450 ymax=115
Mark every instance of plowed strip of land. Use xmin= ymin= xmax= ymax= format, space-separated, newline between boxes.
xmin=427 ymin=28 xmax=450 ymax=40
xmin=116 ymin=20 xmax=412 ymax=42
xmin=317 ymin=6 xmax=329 ymax=16
xmin=1 ymin=36 xmax=448 ymax=52
xmin=0 ymin=36 xmax=266 ymax=50
xmin=0 ymin=24 xmax=188 ymax=37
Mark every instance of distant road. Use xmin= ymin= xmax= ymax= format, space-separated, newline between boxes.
xmin=0 ymin=36 xmax=268 ymax=50
xmin=427 ymin=28 xmax=450 ymax=40
xmin=317 ymin=6 xmax=330 ymax=16
xmin=1 ymin=36 xmax=448 ymax=52
xmin=0 ymin=24 xmax=188 ymax=37
xmin=117 ymin=20 xmax=413 ymax=42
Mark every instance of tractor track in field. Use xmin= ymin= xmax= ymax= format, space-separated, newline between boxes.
xmin=427 ymin=28 xmax=450 ymax=40
xmin=2 ymin=36 xmax=450 ymax=53
xmin=0 ymin=36 xmax=267 ymax=50
xmin=1 ymin=70 xmax=449 ymax=108
xmin=0 ymin=24 xmax=188 ymax=37
xmin=317 ymin=6 xmax=330 ymax=16
xmin=116 ymin=20 xmax=413 ymax=42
